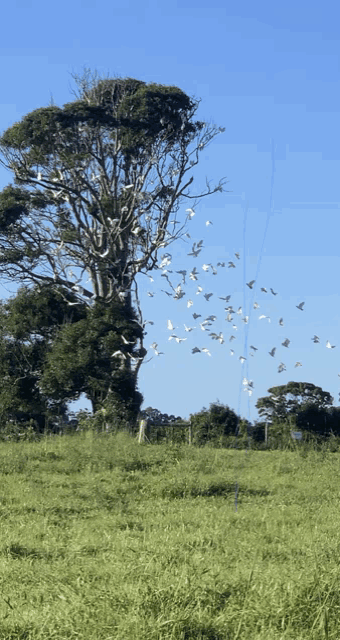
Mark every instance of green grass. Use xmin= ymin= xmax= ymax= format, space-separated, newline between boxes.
xmin=0 ymin=429 xmax=339 ymax=638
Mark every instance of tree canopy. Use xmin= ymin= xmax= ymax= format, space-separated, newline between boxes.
xmin=256 ymin=381 xmax=334 ymax=424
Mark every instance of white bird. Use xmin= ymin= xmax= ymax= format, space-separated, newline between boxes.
xmin=279 ymin=318 xmax=284 ymax=326
xmin=209 ymin=332 xmax=224 ymax=344
xmin=228 ymin=261 xmax=236 ymax=268
xmin=121 ymin=336 xmax=135 ymax=345
xmin=122 ymin=184 xmax=134 ymax=191
xmin=37 ymin=171 xmax=42 ymax=181
xmin=246 ymin=280 xmax=255 ymax=289
xmin=199 ymin=321 xmax=211 ymax=331
xmin=187 ymin=299 xmax=193 ymax=308
xmin=269 ymin=347 xmax=276 ymax=357
xmin=170 ymin=336 xmax=187 ymax=343
xmin=167 ymin=320 xmax=175 ymax=331
xmin=196 ymin=286 xmax=203 ymax=295
xmin=242 ymin=316 xmax=249 ymax=324
xmin=296 ymin=302 xmax=305 ymax=311
xmin=295 ymin=362 xmax=302 ymax=367
xmin=204 ymin=293 xmax=213 ymax=301
xmin=112 ymin=350 xmax=127 ymax=359
xmin=253 ymin=302 xmax=260 ymax=309
xmin=184 ymin=324 xmax=195 ymax=332
xmin=259 ymin=315 xmax=271 ymax=322
xmin=147 ymin=292 xmax=154 ymax=297
xmin=270 ymin=288 xmax=278 ymax=296
xmin=185 ymin=208 xmax=195 ymax=219
xmin=201 ymin=348 xmax=211 ymax=356
xmin=239 ymin=356 xmax=246 ymax=363
xmin=312 ymin=335 xmax=320 ymax=343
xmin=189 ymin=268 xmax=199 ymax=281
xmin=282 ymin=338 xmax=290 ymax=348
xmin=230 ymin=349 xmax=235 ymax=356
xmin=326 ymin=341 xmax=336 ymax=349
xmin=202 ymin=264 xmax=210 ymax=272
xmin=206 ymin=220 xmax=213 ymax=226
xmin=236 ymin=307 xmax=242 ymax=315
xmin=278 ymin=362 xmax=286 ymax=373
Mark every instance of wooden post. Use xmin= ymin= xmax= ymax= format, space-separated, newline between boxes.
xmin=265 ymin=422 xmax=268 ymax=447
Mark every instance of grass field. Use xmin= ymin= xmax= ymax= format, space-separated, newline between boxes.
xmin=0 ymin=428 xmax=339 ymax=639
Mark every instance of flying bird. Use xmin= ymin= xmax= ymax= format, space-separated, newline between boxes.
xmin=206 ymin=220 xmax=213 ymax=226
xmin=269 ymin=347 xmax=276 ymax=357
xmin=192 ymin=313 xmax=201 ymax=320
xmin=185 ymin=208 xmax=195 ymax=219
xmin=282 ymin=338 xmax=290 ymax=348
xmin=250 ymin=345 xmax=258 ymax=352
xmin=326 ymin=341 xmax=336 ymax=349
xmin=201 ymin=348 xmax=211 ymax=356
xmin=295 ymin=362 xmax=302 ymax=367
xmin=187 ymin=299 xmax=193 ymax=308
xmin=279 ymin=318 xmax=284 ymax=326
xmin=228 ymin=261 xmax=236 ymax=268
xmin=204 ymin=293 xmax=213 ymax=301
xmin=235 ymin=252 xmax=240 ymax=259
xmin=192 ymin=347 xmax=201 ymax=354
xmin=270 ymin=288 xmax=278 ymax=296
xmin=246 ymin=280 xmax=255 ymax=289
xmin=184 ymin=324 xmax=195 ymax=332
xmin=219 ymin=295 xmax=231 ymax=302
xmin=278 ymin=362 xmax=286 ymax=373
xmin=312 ymin=335 xmax=320 ymax=343
xmin=253 ymin=302 xmax=260 ymax=309
xmin=259 ymin=315 xmax=271 ymax=322
xmin=239 ymin=356 xmax=246 ymax=363
xmin=230 ymin=349 xmax=235 ymax=356
xmin=196 ymin=286 xmax=203 ymax=295
xmin=296 ymin=302 xmax=305 ymax=310
xmin=167 ymin=320 xmax=175 ymax=331
xmin=261 ymin=287 xmax=267 ymax=293
xmin=229 ymin=335 xmax=236 ymax=342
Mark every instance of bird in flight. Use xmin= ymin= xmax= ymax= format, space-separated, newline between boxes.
xmin=326 ymin=341 xmax=336 ymax=349
xmin=228 ymin=261 xmax=236 ymax=268
xmin=269 ymin=347 xmax=276 ymax=357
xmin=282 ymin=338 xmax=290 ymax=348
xmin=296 ymin=302 xmax=305 ymax=310
xmin=270 ymin=288 xmax=278 ymax=295
xmin=246 ymin=280 xmax=255 ymax=289
xmin=312 ymin=335 xmax=320 ymax=343
xmin=259 ymin=315 xmax=271 ymax=322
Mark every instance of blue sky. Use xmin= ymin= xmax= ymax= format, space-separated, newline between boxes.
xmin=1 ymin=0 xmax=340 ymax=424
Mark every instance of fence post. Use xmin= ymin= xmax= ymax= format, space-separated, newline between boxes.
xmin=188 ymin=421 xmax=192 ymax=445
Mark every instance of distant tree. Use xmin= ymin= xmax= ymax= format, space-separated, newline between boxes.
xmin=190 ymin=401 xmax=239 ymax=445
xmin=256 ymin=382 xmax=333 ymax=425
xmin=0 ymin=68 xmax=229 ymax=427
xmin=139 ymin=407 xmax=183 ymax=425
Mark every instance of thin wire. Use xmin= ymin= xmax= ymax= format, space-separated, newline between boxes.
xmin=233 ymin=138 xmax=276 ymax=512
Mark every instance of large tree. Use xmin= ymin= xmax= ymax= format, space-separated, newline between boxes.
xmin=256 ymin=381 xmax=334 ymax=424
xmin=0 ymin=69 xmax=229 ymax=425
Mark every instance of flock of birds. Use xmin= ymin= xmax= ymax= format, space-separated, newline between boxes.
xmin=112 ymin=206 xmax=338 ymax=399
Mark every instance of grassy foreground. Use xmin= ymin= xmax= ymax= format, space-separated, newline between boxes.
xmin=0 ymin=429 xmax=339 ymax=639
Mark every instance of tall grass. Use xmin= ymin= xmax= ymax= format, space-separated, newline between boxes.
xmin=0 ymin=426 xmax=339 ymax=638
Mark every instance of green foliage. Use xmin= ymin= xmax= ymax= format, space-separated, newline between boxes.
xmin=256 ymin=381 xmax=334 ymax=426
xmin=189 ymin=401 xmax=239 ymax=446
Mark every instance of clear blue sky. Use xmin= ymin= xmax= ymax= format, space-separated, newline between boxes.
xmin=1 ymin=0 xmax=339 ymax=424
